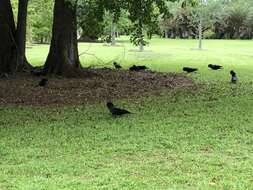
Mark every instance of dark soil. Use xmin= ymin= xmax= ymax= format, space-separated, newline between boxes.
xmin=0 ymin=69 xmax=196 ymax=106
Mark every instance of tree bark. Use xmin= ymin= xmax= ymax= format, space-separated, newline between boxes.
xmin=0 ymin=0 xmax=17 ymax=73
xmin=16 ymin=0 xmax=31 ymax=71
xmin=0 ymin=0 xmax=31 ymax=74
xmin=44 ymin=0 xmax=81 ymax=76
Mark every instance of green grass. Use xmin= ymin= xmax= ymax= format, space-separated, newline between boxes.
xmin=1 ymin=38 xmax=253 ymax=189
xmin=27 ymin=37 xmax=253 ymax=82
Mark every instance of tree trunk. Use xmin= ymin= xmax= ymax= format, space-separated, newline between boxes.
xmin=0 ymin=0 xmax=17 ymax=74
xmin=16 ymin=0 xmax=31 ymax=71
xmin=165 ymin=31 xmax=169 ymax=38
xmin=111 ymin=22 xmax=116 ymax=46
xmin=198 ymin=20 xmax=203 ymax=50
xmin=44 ymin=0 xmax=81 ymax=76
xmin=139 ymin=31 xmax=144 ymax=52
xmin=139 ymin=43 xmax=144 ymax=51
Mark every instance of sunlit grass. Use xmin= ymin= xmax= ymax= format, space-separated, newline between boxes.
xmin=27 ymin=37 xmax=253 ymax=82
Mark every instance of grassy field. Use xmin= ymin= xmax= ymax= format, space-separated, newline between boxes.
xmin=27 ymin=37 xmax=253 ymax=82
xmin=1 ymin=38 xmax=253 ymax=190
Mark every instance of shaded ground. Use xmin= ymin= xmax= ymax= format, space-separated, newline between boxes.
xmin=0 ymin=69 xmax=195 ymax=106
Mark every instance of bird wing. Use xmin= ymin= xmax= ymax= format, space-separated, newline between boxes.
xmin=112 ymin=107 xmax=131 ymax=115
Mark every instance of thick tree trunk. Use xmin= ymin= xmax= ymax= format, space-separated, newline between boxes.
xmin=0 ymin=0 xmax=17 ymax=74
xmin=16 ymin=0 xmax=31 ymax=71
xmin=0 ymin=0 xmax=31 ymax=74
xmin=44 ymin=0 xmax=81 ymax=76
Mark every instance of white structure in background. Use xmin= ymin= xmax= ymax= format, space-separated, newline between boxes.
xmin=198 ymin=0 xmax=208 ymax=50
xmin=111 ymin=22 xmax=116 ymax=46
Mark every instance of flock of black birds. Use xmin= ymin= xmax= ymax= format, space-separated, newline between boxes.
xmin=183 ymin=64 xmax=224 ymax=73
xmin=114 ymin=62 xmax=237 ymax=85
xmin=182 ymin=63 xmax=237 ymax=84
xmin=113 ymin=62 xmax=148 ymax=71
xmin=32 ymin=61 xmax=238 ymax=117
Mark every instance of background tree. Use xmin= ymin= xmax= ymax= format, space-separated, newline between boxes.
xmin=102 ymin=0 xmax=125 ymax=45
xmin=102 ymin=10 xmax=133 ymax=38
xmin=77 ymin=0 xmax=104 ymax=42
xmin=29 ymin=0 xmax=54 ymax=43
xmin=159 ymin=0 xmax=253 ymax=40
xmin=0 ymin=0 xmax=31 ymax=74
xmin=127 ymin=0 xmax=168 ymax=51
xmin=160 ymin=1 xmax=196 ymax=39
xmin=16 ymin=0 xmax=30 ymax=69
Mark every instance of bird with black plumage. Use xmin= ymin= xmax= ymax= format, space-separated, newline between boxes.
xmin=230 ymin=70 xmax=237 ymax=84
xmin=106 ymin=102 xmax=131 ymax=116
xmin=208 ymin=64 xmax=223 ymax=70
xmin=183 ymin=67 xmax=198 ymax=73
xmin=129 ymin=65 xmax=148 ymax=71
xmin=113 ymin=62 xmax=122 ymax=69
xmin=38 ymin=78 xmax=48 ymax=87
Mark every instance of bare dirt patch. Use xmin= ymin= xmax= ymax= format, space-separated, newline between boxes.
xmin=0 ymin=69 xmax=196 ymax=106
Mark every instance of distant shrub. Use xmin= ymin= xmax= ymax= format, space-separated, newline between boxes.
xmin=203 ymin=29 xmax=216 ymax=39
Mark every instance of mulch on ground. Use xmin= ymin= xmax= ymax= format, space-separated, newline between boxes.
xmin=0 ymin=69 xmax=196 ymax=106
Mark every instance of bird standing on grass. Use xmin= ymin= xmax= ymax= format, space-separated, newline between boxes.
xmin=230 ymin=70 xmax=237 ymax=83
xmin=113 ymin=62 xmax=122 ymax=69
xmin=106 ymin=102 xmax=131 ymax=116
xmin=208 ymin=64 xmax=223 ymax=70
xmin=38 ymin=78 xmax=48 ymax=87
xmin=183 ymin=67 xmax=198 ymax=73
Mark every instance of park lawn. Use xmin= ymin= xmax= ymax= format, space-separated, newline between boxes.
xmin=27 ymin=37 xmax=253 ymax=82
xmin=0 ymin=38 xmax=253 ymax=189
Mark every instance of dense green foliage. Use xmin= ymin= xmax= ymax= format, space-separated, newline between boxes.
xmin=11 ymin=0 xmax=54 ymax=43
xmin=11 ymin=0 xmax=253 ymax=44
xmin=14 ymin=0 xmax=168 ymax=45
xmin=1 ymin=38 xmax=253 ymax=189
xmin=162 ymin=0 xmax=253 ymax=39
xmin=76 ymin=0 xmax=168 ymax=47
xmin=28 ymin=0 xmax=54 ymax=43
xmin=77 ymin=0 xmax=104 ymax=41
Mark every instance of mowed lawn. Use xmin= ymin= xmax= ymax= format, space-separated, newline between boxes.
xmin=0 ymin=38 xmax=253 ymax=190
xmin=27 ymin=37 xmax=253 ymax=82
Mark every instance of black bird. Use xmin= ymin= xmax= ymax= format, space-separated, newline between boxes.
xmin=183 ymin=67 xmax=198 ymax=73
xmin=230 ymin=70 xmax=237 ymax=83
xmin=129 ymin=65 xmax=148 ymax=71
xmin=113 ymin=62 xmax=122 ymax=69
xmin=208 ymin=64 xmax=223 ymax=70
xmin=38 ymin=78 xmax=48 ymax=87
xmin=106 ymin=102 xmax=131 ymax=116
xmin=31 ymin=67 xmax=45 ymax=76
